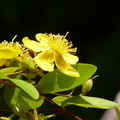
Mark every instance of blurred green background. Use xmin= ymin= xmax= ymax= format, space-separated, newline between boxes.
xmin=0 ymin=0 xmax=120 ymax=119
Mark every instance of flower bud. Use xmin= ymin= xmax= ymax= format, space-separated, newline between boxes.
xmin=81 ymin=75 xmax=99 ymax=95
xmin=82 ymin=79 xmax=93 ymax=95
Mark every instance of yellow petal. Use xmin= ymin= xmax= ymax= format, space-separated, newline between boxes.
xmin=35 ymin=33 xmax=49 ymax=42
xmin=0 ymin=58 xmax=7 ymax=66
xmin=62 ymin=53 xmax=79 ymax=64
xmin=36 ymin=33 xmax=51 ymax=47
xmin=34 ymin=50 xmax=55 ymax=71
xmin=0 ymin=47 xmax=15 ymax=59
xmin=22 ymin=37 xmax=49 ymax=52
xmin=55 ymin=54 xmax=80 ymax=77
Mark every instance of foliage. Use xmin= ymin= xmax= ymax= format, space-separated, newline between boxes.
xmin=0 ymin=33 xmax=119 ymax=120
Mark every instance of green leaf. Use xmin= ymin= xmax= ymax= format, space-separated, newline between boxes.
xmin=36 ymin=63 xmax=97 ymax=93
xmin=52 ymin=96 xmax=68 ymax=106
xmin=4 ymin=86 xmax=43 ymax=116
xmin=0 ymin=83 xmax=4 ymax=88
xmin=0 ymin=71 xmax=10 ymax=79
xmin=22 ymin=73 xmax=37 ymax=79
xmin=114 ymin=107 xmax=120 ymax=120
xmin=4 ymin=85 xmax=15 ymax=108
xmin=4 ymin=86 xmax=28 ymax=116
xmin=22 ymin=59 xmax=36 ymax=71
xmin=9 ymin=79 xmax=39 ymax=99
xmin=0 ymin=71 xmax=39 ymax=99
xmin=62 ymin=95 xmax=119 ymax=109
xmin=19 ymin=90 xmax=44 ymax=109
xmin=0 ymin=67 xmax=20 ymax=74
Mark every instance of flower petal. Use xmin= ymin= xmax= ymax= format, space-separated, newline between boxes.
xmin=0 ymin=47 xmax=15 ymax=59
xmin=0 ymin=58 xmax=7 ymax=66
xmin=35 ymin=33 xmax=49 ymax=42
xmin=55 ymin=54 xmax=80 ymax=77
xmin=34 ymin=50 xmax=55 ymax=71
xmin=62 ymin=53 xmax=79 ymax=64
xmin=22 ymin=37 xmax=49 ymax=52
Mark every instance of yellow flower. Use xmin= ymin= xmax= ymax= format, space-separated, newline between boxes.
xmin=22 ymin=33 xmax=79 ymax=77
xmin=0 ymin=37 xmax=26 ymax=66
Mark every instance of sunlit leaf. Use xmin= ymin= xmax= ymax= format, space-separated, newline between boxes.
xmin=4 ymin=86 xmax=28 ymax=116
xmin=62 ymin=95 xmax=119 ymax=109
xmin=0 ymin=71 xmax=9 ymax=79
xmin=0 ymin=71 xmax=39 ymax=99
xmin=19 ymin=90 xmax=44 ymax=109
xmin=36 ymin=63 xmax=97 ymax=93
xmin=9 ymin=79 xmax=39 ymax=99
xmin=4 ymin=86 xmax=42 ymax=116
xmin=0 ymin=67 xmax=20 ymax=74
xmin=52 ymin=96 xmax=68 ymax=106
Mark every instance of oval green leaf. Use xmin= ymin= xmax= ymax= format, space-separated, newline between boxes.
xmin=19 ymin=90 xmax=44 ymax=109
xmin=36 ymin=63 xmax=97 ymax=93
xmin=52 ymin=96 xmax=68 ymax=106
xmin=0 ymin=71 xmax=10 ymax=79
xmin=9 ymin=79 xmax=39 ymax=99
xmin=0 ymin=67 xmax=20 ymax=74
xmin=62 ymin=95 xmax=119 ymax=109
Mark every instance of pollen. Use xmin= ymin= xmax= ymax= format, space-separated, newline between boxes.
xmin=47 ymin=33 xmax=77 ymax=54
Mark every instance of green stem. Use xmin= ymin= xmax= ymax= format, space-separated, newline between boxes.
xmin=8 ymin=113 xmax=15 ymax=119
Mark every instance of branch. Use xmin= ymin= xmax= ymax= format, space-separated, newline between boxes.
xmin=39 ymin=91 xmax=82 ymax=120
xmin=51 ymin=89 xmax=75 ymax=97
xmin=6 ymin=71 xmax=24 ymax=76
xmin=0 ymin=80 xmax=19 ymax=88
xmin=36 ymin=108 xmax=82 ymax=120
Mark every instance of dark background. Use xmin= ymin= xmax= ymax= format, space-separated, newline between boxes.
xmin=0 ymin=0 xmax=120 ymax=119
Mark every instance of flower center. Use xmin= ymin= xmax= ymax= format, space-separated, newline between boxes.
xmin=47 ymin=34 xmax=77 ymax=54
xmin=0 ymin=40 xmax=26 ymax=57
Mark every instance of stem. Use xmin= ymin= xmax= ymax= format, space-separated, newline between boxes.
xmin=51 ymin=89 xmax=75 ymax=97
xmin=6 ymin=71 xmax=24 ymax=76
xmin=8 ymin=113 xmax=15 ymax=119
xmin=0 ymin=109 xmax=13 ymax=112
xmin=0 ymin=80 xmax=19 ymax=88
xmin=36 ymin=108 xmax=82 ymax=120
xmin=91 ymin=75 xmax=99 ymax=80
xmin=39 ymin=91 xmax=82 ymax=120
xmin=39 ymin=91 xmax=61 ymax=109
xmin=63 ymin=109 xmax=82 ymax=120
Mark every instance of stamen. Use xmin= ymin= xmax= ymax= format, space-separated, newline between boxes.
xmin=64 ymin=32 xmax=69 ymax=38
xmin=12 ymin=35 xmax=17 ymax=42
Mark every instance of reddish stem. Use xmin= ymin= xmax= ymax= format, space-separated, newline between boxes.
xmin=36 ymin=108 xmax=82 ymax=120
xmin=0 ymin=109 xmax=13 ymax=112
xmin=51 ymin=89 xmax=75 ymax=97
xmin=6 ymin=71 xmax=24 ymax=76
xmin=0 ymin=80 xmax=19 ymax=88
xmin=39 ymin=91 xmax=82 ymax=120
